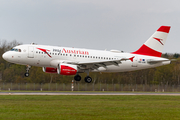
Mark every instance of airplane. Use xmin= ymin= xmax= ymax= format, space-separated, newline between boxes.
xmin=2 ymin=26 xmax=171 ymax=83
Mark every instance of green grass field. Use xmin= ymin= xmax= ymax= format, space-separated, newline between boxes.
xmin=0 ymin=95 xmax=180 ymax=120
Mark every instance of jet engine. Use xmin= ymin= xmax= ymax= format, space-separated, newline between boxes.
xmin=57 ymin=63 xmax=77 ymax=75
xmin=43 ymin=67 xmax=57 ymax=73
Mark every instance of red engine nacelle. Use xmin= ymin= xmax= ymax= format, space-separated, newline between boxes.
xmin=57 ymin=63 xmax=77 ymax=75
xmin=43 ymin=67 xmax=57 ymax=73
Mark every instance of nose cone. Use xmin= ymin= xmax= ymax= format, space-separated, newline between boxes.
xmin=2 ymin=52 xmax=12 ymax=62
xmin=2 ymin=52 xmax=9 ymax=61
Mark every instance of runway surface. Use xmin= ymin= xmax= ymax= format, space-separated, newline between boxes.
xmin=0 ymin=92 xmax=180 ymax=95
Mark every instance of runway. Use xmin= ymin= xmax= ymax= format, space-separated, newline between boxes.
xmin=0 ymin=92 xmax=180 ymax=95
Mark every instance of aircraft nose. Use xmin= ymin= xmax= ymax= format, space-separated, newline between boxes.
xmin=2 ymin=52 xmax=9 ymax=61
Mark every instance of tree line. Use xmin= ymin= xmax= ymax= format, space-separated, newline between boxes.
xmin=0 ymin=40 xmax=180 ymax=85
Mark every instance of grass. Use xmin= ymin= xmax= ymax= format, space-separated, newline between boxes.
xmin=0 ymin=95 xmax=179 ymax=120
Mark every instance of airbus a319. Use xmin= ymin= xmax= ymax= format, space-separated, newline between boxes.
xmin=2 ymin=26 xmax=171 ymax=83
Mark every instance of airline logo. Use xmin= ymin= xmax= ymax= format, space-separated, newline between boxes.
xmin=62 ymin=48 xmax=89 ymax=55
xmin=37 ymin=48 xmax=52 ymax=58
xmin=153 ymin=37 xmax=163 ymax=45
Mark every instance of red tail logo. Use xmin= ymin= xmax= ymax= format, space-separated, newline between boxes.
xmin=153 ymin=37 xmax=163 ymax=45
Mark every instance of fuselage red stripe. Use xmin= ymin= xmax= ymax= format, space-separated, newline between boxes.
xmin=131 ymin=44 xmax=162 ymax=57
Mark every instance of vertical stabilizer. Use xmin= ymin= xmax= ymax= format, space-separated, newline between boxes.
xmin=131 ymin=26 xmax=171 ymax=57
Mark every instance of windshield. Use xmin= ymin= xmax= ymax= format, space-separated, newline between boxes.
xmin=11 ymin=48 xmax=21 ymax=52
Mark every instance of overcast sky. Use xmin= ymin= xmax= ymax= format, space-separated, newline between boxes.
xmin=0 ymin=0 xmax=180 ymax=53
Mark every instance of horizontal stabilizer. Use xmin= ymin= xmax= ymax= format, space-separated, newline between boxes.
xmin=147 ymin=59 xmax=170 ymax=64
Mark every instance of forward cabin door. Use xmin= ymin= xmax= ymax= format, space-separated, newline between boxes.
xmin=28 ymin=46 xmax=34 ymax=58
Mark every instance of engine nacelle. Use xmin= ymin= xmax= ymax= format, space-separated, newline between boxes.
xmin=43 ymin=67 xmax=57 ymax=73
xmin=57 ymin=63 xmax=77 ymax=75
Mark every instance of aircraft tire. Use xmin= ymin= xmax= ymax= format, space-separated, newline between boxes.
xmin=74 ymin=75 xmax=81 ymax=81
xmin=24 ymin=73 xmax=29 ymax=77
xmin=84 ymin=76 xmax=92 ymax=83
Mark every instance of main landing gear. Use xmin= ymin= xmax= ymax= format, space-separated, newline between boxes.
xmin=24 ymin=65 xmax=31 ymax=77
xmin=84 ymin=76 xmax=92 ymax=83
xmin=74 ymin=74 xmax=92 ymax=83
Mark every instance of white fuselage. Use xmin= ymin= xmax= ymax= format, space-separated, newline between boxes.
xmin=2 ymin=44 xmax=170 ymax=73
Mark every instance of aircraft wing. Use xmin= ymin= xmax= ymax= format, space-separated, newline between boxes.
xmin=65 ymin=57 xmax=133 ymax=70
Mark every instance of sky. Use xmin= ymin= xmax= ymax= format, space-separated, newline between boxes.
xmin=0 ymin=0 xmax=180 ymax=53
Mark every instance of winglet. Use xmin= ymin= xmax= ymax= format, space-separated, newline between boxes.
xmin=129 ymin=56 xmax=135 ymax=62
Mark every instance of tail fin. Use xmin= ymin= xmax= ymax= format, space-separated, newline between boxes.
xmin=131 ymin=26 xmax=171 ymax=57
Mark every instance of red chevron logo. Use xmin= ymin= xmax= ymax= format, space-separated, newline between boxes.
xmin=153 ymin=37 xmax=164 ymax=45
xmin=37 ymin=48 xmax=52 ymax=58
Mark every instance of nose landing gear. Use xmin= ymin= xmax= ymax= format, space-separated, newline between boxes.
xmin=24 ymin=65 xmax=31 ymax=77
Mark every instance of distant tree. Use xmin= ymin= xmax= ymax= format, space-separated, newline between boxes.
xmin=173 ymin=53 xmax=180 ymax=58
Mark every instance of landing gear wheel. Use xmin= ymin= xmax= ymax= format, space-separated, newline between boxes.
xmin=84 ymin=76 xmax=92 ymax=83
xmin=74 ymin=75 xmax=81 ymax=81
xmin=24 ymin=72 xmax=29 ymax=77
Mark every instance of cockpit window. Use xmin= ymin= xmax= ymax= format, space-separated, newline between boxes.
xmin=11 ymin=48 xmax=21 ymax=52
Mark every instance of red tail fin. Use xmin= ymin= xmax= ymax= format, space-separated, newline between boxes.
xmin=131 ymin=26 xmax=171 ymax=57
